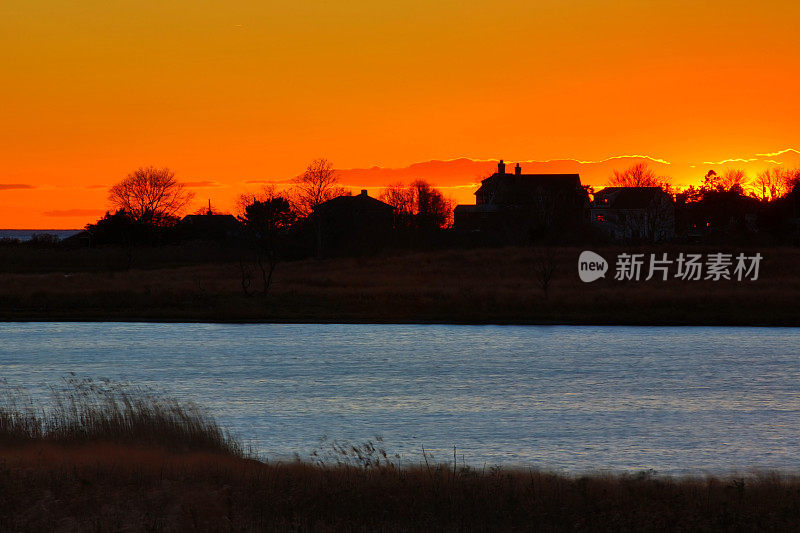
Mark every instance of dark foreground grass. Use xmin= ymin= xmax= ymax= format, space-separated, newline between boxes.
xmin=5 ymin=446 xmax=800 ymax=532
xmin=2 ymin=380 xmax=800 ymax=531
xmin=1 ymin=244 xmax=799 ymax=325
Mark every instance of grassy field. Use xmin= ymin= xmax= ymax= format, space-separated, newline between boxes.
xmin=3 ymin=380 xmax=800 ymax=531
xmin=0 ymin=244 xmax=797 ymax=324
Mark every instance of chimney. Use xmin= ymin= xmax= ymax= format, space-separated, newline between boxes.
xmin=514 ymin=163 xmax=521 ymax=176
xmin=360 ymin=189 xmax=368 ymax=197
xmin=498 ymin=160 xmax=506 ymax=174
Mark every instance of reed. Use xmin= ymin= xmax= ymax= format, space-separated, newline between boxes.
xmin=2 ymin=381 xmax=800 ymax=530
xmin=0 ymin=376 xmax=242 ymax=456
xmin=3 ymin=442 xmax=800 ymax=531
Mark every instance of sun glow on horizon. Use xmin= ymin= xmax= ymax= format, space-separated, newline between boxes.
xmin=2 ymin=1 xmax=800 ymax=228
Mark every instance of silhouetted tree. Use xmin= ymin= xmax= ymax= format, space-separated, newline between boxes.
xmin=609 ymin=163 xmax=670 ymax=190
xmin=238 ymin=194 xmax=296 ymax=295
xmin=753 ymin=168 xmax=800 ymax=202
xmin=380 ymin=183 xmax=416 ymax=221
xmin=786 ymin=169 xmax=800 ymax=192
xmin=108 ymin=167 xmax=194 ymax=225
xmin=85 ymin=210 xmax=167 ymax=268
xmin=290 ymin=159 xmax=347 ymax=218
xmin=721 ymin=169 xmax=749 ymax=193
xmin=753 ymin=169 xmax=783 ymax=201
xmin=680 ymin=185 xmax=703 ymax=203
xmin=379 ymin=180 xmax=454 ymax=230
xmin=532 ymin=247 xmax=558 ymax=299
xmin=703 ymin=168 xmax=749 ymax=194
xmin=415 ymin=180 xmax=454 ymax=229
xmin=237 ymin=185 xmax=283 ymax=217
xmin=289 ymin=159 xmax=349 ymax=256
xmin=687 ymin=173 xmax=760 ymax=241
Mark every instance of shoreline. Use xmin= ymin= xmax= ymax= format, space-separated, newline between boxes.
xmin=1 ymin=316 xmax=798 ymax=326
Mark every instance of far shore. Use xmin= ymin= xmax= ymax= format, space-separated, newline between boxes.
xmin=2 ymin=317 xmax=799 ymax=326
xmin=1 ymin=244 xmax=798 ymax=326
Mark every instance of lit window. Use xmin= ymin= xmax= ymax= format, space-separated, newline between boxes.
xmin=596 ymin=214 xmax=604 ymax=222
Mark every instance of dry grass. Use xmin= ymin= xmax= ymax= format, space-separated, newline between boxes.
xmin=0 ymin=376 xmax=242 ymax=455
xmin=0 ymin=244 xmax=798 ymax=324
xmin=3 ymin=380 xmax=800 ymax=530
xmin=3 ymin=441 xmax=800 ymax=531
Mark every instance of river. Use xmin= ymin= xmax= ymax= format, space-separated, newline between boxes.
xmin=1 ymin=323 xmax=798 ymax=475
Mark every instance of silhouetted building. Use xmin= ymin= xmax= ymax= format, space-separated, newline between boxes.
xmin=179 ymin=202 xmax=242 ymax=242
xmin=312 ymin=190 xmax=394 ymax=252
xmin=454 ymin=160 xmax=589 ymax=239
xmin=590 ymin=187 xmax=675 ymax=242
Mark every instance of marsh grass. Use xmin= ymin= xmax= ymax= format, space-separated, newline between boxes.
xmin=3 ymin=443 xmax=800 ymax=531
xmin=0 ymin=375 xmax=242 ymax=456
xmin=2 ymin=381 xmax=800 ymax=529
xmin=308 ymin=435 xmax=402 ymax=470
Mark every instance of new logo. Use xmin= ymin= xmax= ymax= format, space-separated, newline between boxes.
xmin=578 ymin=251 xmax=608 ymax=282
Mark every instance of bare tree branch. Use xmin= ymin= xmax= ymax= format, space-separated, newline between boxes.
xmin=609 ymin=163 xmax=671 ymax=190
xmin=290 ymin=159 xmax=347 ymax=217
xmin=108 ymin=167 xmax=194 ymax=224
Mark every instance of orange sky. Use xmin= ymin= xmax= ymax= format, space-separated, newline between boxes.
xmin=2 ymin=1 xmax=800 ymax=228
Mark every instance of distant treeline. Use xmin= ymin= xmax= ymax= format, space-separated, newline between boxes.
xmin=5 ymin=161 xmax=800 ymax=256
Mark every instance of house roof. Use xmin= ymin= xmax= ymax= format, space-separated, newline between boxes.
xmin=181 ymin=213 xmax=240 ymax=225
xmin=314 ymin=191 xmax=393 ymax=212
xmin=594 ymin=187 xmax=667 ymax=209
xmin=476 ymin=173 xmax=582 ymax=197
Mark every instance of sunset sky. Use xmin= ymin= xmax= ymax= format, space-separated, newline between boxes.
xmin=2 ymin=0 xmax=800 ymax=228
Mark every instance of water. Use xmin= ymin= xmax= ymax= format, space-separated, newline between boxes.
xmin=1 ymin=323 xmax=798 ymax=475
xmin=0 ymin=229 xmax=81 ymax=242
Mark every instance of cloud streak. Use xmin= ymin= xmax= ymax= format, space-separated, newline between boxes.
xmin=433 ymin=154 xmax=672 ymax=166
xmin=0 ymin=184 xmax=35 ymax=190
xmin=183 ymin=181 xmax=223 ymax=188
xmin=244 ymin=179 xmax=293 ymax=184
xmin=701 ymin=158 xmax=758 ymax=165
xmin=755 ymin=148 xmax=800 ymax=157
xmin=573 ymin=155 xmax=671 ymax=165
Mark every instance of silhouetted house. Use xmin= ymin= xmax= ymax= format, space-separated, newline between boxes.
xmin=178 ymin=203 xmax=242 ymax=242
xmin=454 ymin=160 xmax=589 ymax=239
xmin=590 ymin=187 xmax=675 ymax=242
xmin=312 ymin=190 xmax=394 ymax=252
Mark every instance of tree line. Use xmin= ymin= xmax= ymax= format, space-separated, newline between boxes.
xmin=606 ymin=162 xmax=800 ymax=244
xmin=608 ymin=161 xmax=800 ymax=201
xmin=86 ymin=158 xmax=454 ymax=242
xmin=77 ymin=159 xmax=457 ymax=291
xmin=15 ymin=159 xmax=799 ymax=255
